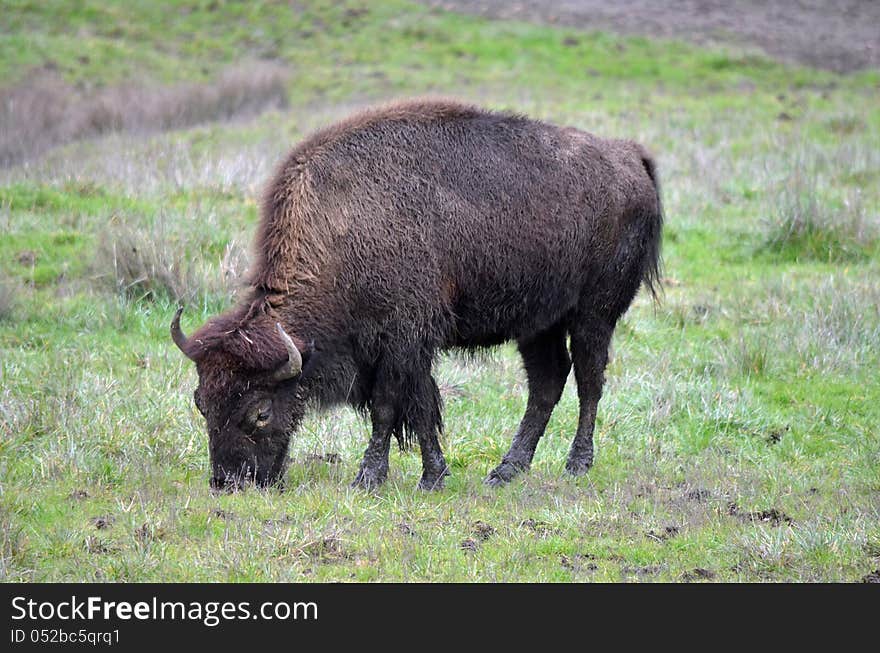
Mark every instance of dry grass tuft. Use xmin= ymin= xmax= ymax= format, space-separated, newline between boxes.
xmin=762 ymin=167 xmax=878 ymax=262
xmin=94 ymin=215 xmax=250 ymax=303
xmin=97 ymin=224 xmax=199 ymax=302
xmin=0 ymin=62 xmax=289 ymax=166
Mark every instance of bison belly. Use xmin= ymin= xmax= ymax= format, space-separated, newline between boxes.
xmin=445 ymin=237 xmax=589 ymax=347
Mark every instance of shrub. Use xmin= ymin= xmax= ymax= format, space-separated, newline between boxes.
xmin=0 ymin=62 xmax=289 ymax=166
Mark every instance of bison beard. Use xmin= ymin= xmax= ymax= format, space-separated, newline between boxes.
xmin=171 ymin=98 xmax=663 ymax=491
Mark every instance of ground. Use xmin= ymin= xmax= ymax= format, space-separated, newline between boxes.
xmin=421 ymin=0 xmax=880 ymax=72
xmin=0 ymin=1 xmax=878 ymax=582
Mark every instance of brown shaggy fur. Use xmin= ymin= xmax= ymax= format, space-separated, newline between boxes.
xmin=176 ymin=98 xmax=663 ymax=491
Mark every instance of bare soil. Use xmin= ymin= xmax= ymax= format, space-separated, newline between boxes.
xmin=420 ymin=0 xmax=880 ymax=73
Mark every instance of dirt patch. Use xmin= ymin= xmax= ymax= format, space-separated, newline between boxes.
xmin=15 ymin=251 xmax=37 ymax=267
xmin=519 ymin=518 xmax=559 ymax=536
xmin=740 ymin=425 xmax=790 ymax=444
xmin=262 ymin=516 xmax=296 ymax=530
xmin=727 ymin=502 xmax=794 ymax=526
xmin=646 ymin=524 xmax=681 ymax=542
xmin=560 ymin=553 xmax=597 ymax=572
xmin=685 ymin=488 xmax=712 ymax=502
xmin=765 ymin=427 xmax=789 ymax=444
xmin=681 ymin=567 xmax=717 ymax=581
xmin=622 ymin=563 xmax=665 ymax=577
xmin=861 ymin=569 xmax=880 ymax=583
xmin=134 ymin=522 xmax=166 ymax=542
xmin=746 ymin=508 xmax=793 ymax=526
xmin=460 ymin=537 xmax=479 ymax=553
xmin=83 ymin=536 xmax=116 ymax=555
xmin=471 ymin=520 xmax=496 ymax=541
xmin=421 ymin=0 xmax=880 ymax=73
xmin=294 ymin=535 xmax=350 ymax=563
xmin=90 ymin=515 xmax=114 ymax=530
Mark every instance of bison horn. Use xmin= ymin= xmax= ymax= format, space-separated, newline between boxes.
xmin=171 ymin=306 xmax=194 ymax=359
xmin=273 ymin=322 xmax=302 ymax=382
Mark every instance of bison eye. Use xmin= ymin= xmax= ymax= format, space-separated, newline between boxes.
xmin=255 ymin=410 xmax=271 ymax=427
xmin=245 ymin=399 xmax=273 ymax=430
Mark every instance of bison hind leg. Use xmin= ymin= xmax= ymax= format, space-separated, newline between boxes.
xmin=565 ymin=319 xmax=614 ymax=477
xmin=485 ymin=322 xmax=571 ymax=486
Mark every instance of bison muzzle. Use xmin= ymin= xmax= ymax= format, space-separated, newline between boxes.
xmin=171 ymin=98 xmax=663 ymax=492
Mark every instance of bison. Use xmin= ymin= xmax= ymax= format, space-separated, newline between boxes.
xmin=171 ymin=98 xmax=662 ymax=492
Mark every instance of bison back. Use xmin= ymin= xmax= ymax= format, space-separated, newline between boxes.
xmin=267 ymin=106 xmax=659 ymax=347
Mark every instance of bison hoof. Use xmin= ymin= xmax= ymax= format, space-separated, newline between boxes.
xmin=564 ymin=456 xmax=593 ymax=477
xmin=418 ymin=468 xmax=449 ymax=491
xmin=417 ymin=476 xmax=445 ymax=491
xmin=351 ymin=466 xmax=387 ymax=490
xmin=484 ymin=460 xmax=527 ymax=487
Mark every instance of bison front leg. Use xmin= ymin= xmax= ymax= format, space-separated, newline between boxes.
xmin=352 ymin=354 xmax=449 ymax=491
xmin=416 ymin=431 xmax=449 ymax=491
xmin=396 ymin=352 xmax=449 ymax=490
xmin=352 ymin=404 xmax=393 ymax=490
xmin=486 ymin=324 xmax=571 ymax=486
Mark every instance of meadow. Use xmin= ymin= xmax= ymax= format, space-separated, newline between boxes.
xmin=0 ymin=0 xmax=878 ymax=582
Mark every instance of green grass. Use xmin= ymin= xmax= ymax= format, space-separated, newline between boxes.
xmin=1 ymin=1 xmax=878 ymax=582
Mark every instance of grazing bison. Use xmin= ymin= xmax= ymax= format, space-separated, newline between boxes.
xmin=171 ymin=98 xmax=662 ymax=491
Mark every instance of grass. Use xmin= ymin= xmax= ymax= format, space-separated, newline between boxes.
xmin=760 ymin=154 xmax=878 ymax=263
xmin=0 ymin=0 xmax=878 ymax=582
xmin=0 ymin=276 xmax=14 ymax=321
xmin=94 ymin=212 xmax=249 ymax=303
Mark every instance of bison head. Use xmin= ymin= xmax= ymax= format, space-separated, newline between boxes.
xmin=171 ymin=307 xmax=308 ymax=491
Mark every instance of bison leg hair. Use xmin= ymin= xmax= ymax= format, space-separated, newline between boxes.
xmin=352 ymin=358 xmax=401 ymax=490
xmin=485 ymin=323 xmax=571 ymax=486
xmin=565 ymin=323 xmax=613 ymax=476
xmin=398 ymin=353 xmax=449 ymax=491
xmin=353 ymin=351 xmax=449 ymax=491
xmin=412 ymin=373 xmax=449 ymax=491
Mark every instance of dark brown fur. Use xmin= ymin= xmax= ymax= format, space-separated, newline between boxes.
xmin=177 ymin=98 xmax=663 ymax=491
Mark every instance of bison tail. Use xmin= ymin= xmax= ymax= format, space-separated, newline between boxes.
xmin=639 ymin=151 xmax=664 ymax=303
